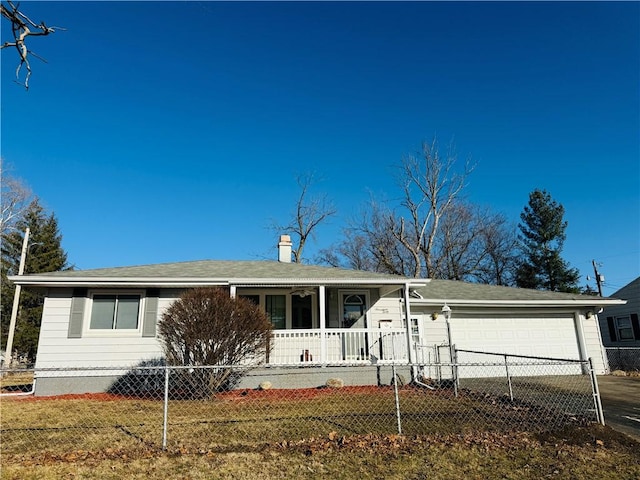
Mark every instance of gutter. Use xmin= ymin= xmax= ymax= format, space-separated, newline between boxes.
xmin=8 ymin=276 xmax=428 ymax=289
xmin=410 ymin=298 xmax=627 ymax=308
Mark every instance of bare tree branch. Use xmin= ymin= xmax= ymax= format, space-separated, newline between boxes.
xmin=0 ymin=159 xmax=32 ymax=236
xmin=1 ymin=1 xmax=61 ymax=89
xmin=270 ymin=173 xmax=337 ymax=263
xmin=326 ymin=138 xmax=519 ymax=284
xmin=393 ymin=138 xmax=474 ymax=277
xmin=475 ymin=213 xmax=519 ymax=286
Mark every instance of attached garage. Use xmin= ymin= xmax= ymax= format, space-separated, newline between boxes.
xmin=410 ymin=280 xmax=616 ymax=375
xmin=450 ymin=313 xmax=580 ymax=360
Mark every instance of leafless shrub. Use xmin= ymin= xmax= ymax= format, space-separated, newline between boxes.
xmin=157 ymin=288 xmax=272 ymax=397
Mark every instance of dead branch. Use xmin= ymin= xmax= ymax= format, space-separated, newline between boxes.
xmin=1 ymin=1 xmax=60 ymax=89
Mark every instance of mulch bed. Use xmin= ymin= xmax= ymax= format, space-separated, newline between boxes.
xmin=5 ymin=384 xmax=440 ymax=402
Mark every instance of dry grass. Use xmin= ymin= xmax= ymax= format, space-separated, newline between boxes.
xmin=1 ymin=426 xmax=639 ymax=480
xmin=3 ymin=383 xmax=635 ymax=479
xmin=0 ymin=371 xmax=34 ymax=389
xmin=1 ymin=385 xmax=593 ymax=456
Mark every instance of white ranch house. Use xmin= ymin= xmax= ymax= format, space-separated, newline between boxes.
xmin=10 ymin=237 xmax=624 ymax=395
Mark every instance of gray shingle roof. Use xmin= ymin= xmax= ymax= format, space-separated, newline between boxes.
xmin=12 ymin=260 xmax=622 ymax=305
xmin=14 ymin=260 xmax=414 ymax=283
xmin=414 ymin=279 xmax=610 ymax=303
xmin=609 ymin=276 xmax=640 ymax=300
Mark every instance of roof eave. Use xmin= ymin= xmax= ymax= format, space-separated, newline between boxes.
xmin=411 ymin=298 xmax=627 ymax=308
xmin=8 ymin=275 xmax=427 ymax=288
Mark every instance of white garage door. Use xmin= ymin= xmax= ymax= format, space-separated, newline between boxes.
xmin=450 ymin=314 xmax=580 ymax=360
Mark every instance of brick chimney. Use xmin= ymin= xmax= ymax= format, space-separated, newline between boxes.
xmin=278 ymin=235 xmax=292 ymax=263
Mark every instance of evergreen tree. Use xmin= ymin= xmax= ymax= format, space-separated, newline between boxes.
xmin=515 ymin=189 xmax=580 ymax=293
xmin=1 ymin=198 xmax=71 ymax=361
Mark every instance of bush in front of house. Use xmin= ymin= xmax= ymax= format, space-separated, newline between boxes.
xmin=157 ymin=287 xmax=272 ymax=398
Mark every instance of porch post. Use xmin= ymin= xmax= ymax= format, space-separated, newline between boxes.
xmin=403 ymin=284 xmax=415 ymax=364
xmin=229 ymin=285 xmax=236 ymax=298
xmin=319 ymin=285 xmax=326 ymax=365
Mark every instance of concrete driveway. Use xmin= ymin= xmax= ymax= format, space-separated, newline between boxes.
xmin=597 ymin=375 xmax=640 ymax=440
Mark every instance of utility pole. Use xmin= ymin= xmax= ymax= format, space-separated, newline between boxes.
xmin=592 ymin=259 xmax=604 ymax=297
xmin=3 ymin=227 xmax=30 ymax=367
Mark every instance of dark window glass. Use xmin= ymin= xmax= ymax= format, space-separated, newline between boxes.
xmin=292 ymin=295 xmax=312 ymax=329
xmin=90 ymin=294 xmax=140 ymax=330
xmin=266 ymin=295 xmax=286 ymax=329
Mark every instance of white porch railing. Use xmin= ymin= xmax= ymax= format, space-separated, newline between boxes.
xmin=267 ymin=328 xmax=409 ymax=366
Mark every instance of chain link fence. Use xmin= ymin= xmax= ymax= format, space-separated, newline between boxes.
xmin=1 ymin=357 xmax=603 ymax=457
xmin=605 ymin=347 xmax=640 ymax=373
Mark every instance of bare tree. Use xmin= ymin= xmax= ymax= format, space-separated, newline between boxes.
xmin=475 ymin=213 xmax=519 ymax=286
xmin=391 ymin=138 xmax=474 ymax=277
xmin=1 ymin=1 xmax=61 ymax=89
xmin=0 ymin=160 xmax=32 ymax=236
xmin=317 ymin=198 xmax=415 ymax=276
xmin=434 ymin=202 xmax=486 ymax=280
xmin=355 ymin=201 xmax=412 ymax=275
xmin=432 ymin=203 xmax=519 ymax=284
xmin=323 ymin=138 xmax=521 ymax=284
xmin=272 ymin=174 xmax=336 ymax=263
xmin=316 ymin=229 xmax=373 ymax=271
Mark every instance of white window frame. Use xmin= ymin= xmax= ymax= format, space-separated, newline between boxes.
xmin=83 ymin=289 xmax=146 ymax=337
xmin=615 ymin=316 xmax=634 ymax=342
xmin=338 ymin=290 xmax=370 ymax=328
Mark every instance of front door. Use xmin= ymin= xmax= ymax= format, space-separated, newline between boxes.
xmin=341 ymin=292 xmax=368 ymax=360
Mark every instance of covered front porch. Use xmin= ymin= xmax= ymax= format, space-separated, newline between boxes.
xmin=230 ymin=281 xmax=421 ymax=367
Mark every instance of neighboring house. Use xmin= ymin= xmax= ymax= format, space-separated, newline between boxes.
xmin=599 ymin=277 xmax=640 ymax=347
xmin=10 ymin=236 xmax=624 ymax=395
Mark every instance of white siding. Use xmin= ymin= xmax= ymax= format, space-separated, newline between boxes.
xmin=420 ymin=313 xmax=450 ymax=348
xmin=369 ymin=295 xmax=404 ymax=328
xmin=582 ymin=313 xmax=609 ymax=374
xmin=34 ymin=288 xmax=609 ymax=376
xmin=34 ymin=289 xmax=173 ymax=369
xmin=408 ymin=307 xmax=609 ymax=375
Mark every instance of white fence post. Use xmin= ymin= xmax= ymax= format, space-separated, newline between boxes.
xmin=452 ymin=345 xmax=458 ymax=398
xmin=504 ymin=354 xmax=514 ymax=401
xmin=390 ymin=339 xmax=402 ymax=434
xmin=162 ymin=365 xmax=170 ymax=449
xmin=588 ymin=358 xmax=605 ymax=426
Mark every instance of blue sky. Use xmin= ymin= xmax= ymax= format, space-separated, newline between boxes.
xmin=2 ymin=1 xmax=638 ymax=296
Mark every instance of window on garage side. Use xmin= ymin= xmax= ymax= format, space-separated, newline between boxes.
xmin=90 ymin=294 xmax=141 ymax=330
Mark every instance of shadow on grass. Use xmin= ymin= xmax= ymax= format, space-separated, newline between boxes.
xmin=1 ymin=383 xmax=33 ymax=393
xmin=107 ymin=359 xmax=247 ymax=400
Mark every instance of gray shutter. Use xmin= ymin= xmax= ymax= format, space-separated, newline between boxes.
xmin=631 ymin=313 xmax=640 ymax=340
xmin=68 ymin=288 xmax=88 ymax=338
xmin=142 ymin=289 xmax=160 ymax=337
xmin=606 ymin=316 xmax=617 ymax=342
